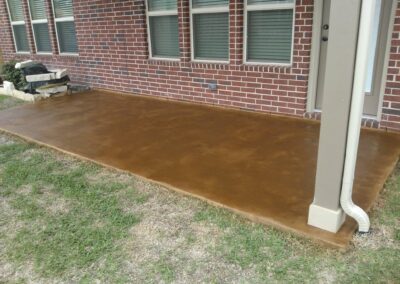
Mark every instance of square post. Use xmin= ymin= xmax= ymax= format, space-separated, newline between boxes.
xmin=308 ymin=0 xmax=361 ymax=233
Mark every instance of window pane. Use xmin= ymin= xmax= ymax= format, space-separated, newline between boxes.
xmin=192 ymin=0 xmax=228 ymax=8
xmin=53 ymin=0 xmax=73 ymax=18
xmin=193 ymin=13 xmax=228 ymax=60
xmin=150 ymin=16 xmax=179 ymax=58
xmin=247 ymin=0 xmax=293 ymax=5
xmin=56 ymin=21 xmax=78 ymax=53
xmin=33 ymin=23 xmax=52 ymax=52
xmin=148 ymin=0 xmax=176 ymax=11
xmin=13 ymin=24 xmax=30 ymax=52
xmin=29 ymin=0 xmax=47 ymax=20
xmin=7 ymin=0 xmax=24 ymax=21
xmin=247 ymin=9 xmax=293 ymax=63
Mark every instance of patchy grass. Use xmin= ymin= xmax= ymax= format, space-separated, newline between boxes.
xmin=0 ymin=97 xmax=399 ymax=283
xmin=0 ymin=141 xmax=142 ymax=282
xmin=0 ymin=95 xmax=25 ymax=110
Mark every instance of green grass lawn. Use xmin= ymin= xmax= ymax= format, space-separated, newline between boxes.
xmin=0 ymin=97 xmax=399 ymax=283
xmin=0 ymin=95 xmax=25 ymax=111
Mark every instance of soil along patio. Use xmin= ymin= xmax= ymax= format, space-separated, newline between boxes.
xmin=0 ymin=90 xmax=399 ymax=248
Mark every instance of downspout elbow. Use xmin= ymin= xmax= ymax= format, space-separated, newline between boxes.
xmin=340 ymin=180 xmax=370 ymax=233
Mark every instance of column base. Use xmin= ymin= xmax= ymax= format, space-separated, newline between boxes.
xmin=308 ymin=203 xmax=345 ymax=233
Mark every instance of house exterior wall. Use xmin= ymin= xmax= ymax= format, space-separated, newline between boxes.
xmin=0 ymin=0 xmax=400 ymax=131
xmin=382 ymin=1 xmax=400 ymax=131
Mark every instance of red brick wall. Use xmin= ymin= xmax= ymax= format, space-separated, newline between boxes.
xmin=381 ymin=1 xmax=400 ymax=131
xmin=0 ymin=0 xmax=400 ymax=131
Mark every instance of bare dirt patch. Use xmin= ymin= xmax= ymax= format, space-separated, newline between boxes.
xmin=120 ymin=188 xmax=258 ymax=283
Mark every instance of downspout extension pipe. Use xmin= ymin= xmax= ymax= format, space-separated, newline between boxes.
xmin=340 ymin=0 xmax=377 ymax=233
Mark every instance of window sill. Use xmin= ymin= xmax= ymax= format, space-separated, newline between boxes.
xmin=59 ymin=52 xmax=79 ymax=57
xmin=149 ymin=57 xmax=180 ymax=62
xmin=191 ymin=58 xmax=229 ymax=64
xmin=244 ymin=61 xmax=292 ymax=68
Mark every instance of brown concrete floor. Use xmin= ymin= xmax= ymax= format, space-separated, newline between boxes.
xmin=0 ymin=90 xmax=399 ymax=248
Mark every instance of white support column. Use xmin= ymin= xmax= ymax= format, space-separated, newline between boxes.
xmin=309 ymin=0 xmax=377 ymax=233
xmin=308 ymin=0 xmax=361 ymax=233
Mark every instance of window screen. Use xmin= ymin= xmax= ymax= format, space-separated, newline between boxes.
xmin=193 ymin=13 xmax=229 ymax=60
xmin=245 ymin=0 xmax=294 ymax=64
xmin=6 ymin=0 xmax=30 ymax=52
xmin=52 ymin=0 xmax=78 ymax=54
xmin=247 ymin=9 xmax=293 ymax=63
xmin=56 ymin=21 xmax=78 ymax=53
xmin=147 ymin=0 xmax=179 ymax=58
xmin=13 ymin=25 xmax=30 ymax=52
xmin=191 ymin=0 xmax=229 ymax=61
xmin=29 ymin=0 xmax=52 ymax=53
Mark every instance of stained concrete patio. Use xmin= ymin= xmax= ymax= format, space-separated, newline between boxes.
xmin=0 ymin=90 xmax=399 ymax=248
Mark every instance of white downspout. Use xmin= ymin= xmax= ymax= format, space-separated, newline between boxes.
xmin=340 ymin=0 xmax=377 ymax=233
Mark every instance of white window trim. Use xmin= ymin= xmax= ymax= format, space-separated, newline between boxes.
xmin=145 ymin=0 xmax=180 ymax=61
xmin=27 ymin=0 xmax=53 ymax=55
xmin=51 ymin=1 xmax=78 ymax=56
xmin=243 ymin=0 xmax=295 ymax=66
xmin=5 ymin=0 xmax=30 ymax=54
xmin=190 ymin=1 xmax=230 ymax=63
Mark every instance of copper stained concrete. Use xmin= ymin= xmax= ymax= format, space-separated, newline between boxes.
xmin=0 ymin=90 xmax=399 ymax=248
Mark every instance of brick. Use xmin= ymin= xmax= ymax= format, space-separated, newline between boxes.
xmin=0 ymin=0 xmax=398 ymax=131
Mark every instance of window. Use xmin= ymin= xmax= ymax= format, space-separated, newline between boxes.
xmin=244 ymin=0 xmax=295 ymax=65
xmin=190 ymin=0 xmax=229 ymax=62
xmin=28 ymin=0 xmax=52 ymax=53
xmin=6 ymin=0 xmax=30 ymax=53
xmin=51 ymin=0 xmax=78 ymax=54
xmin=146 ymin=0 xmax=179 ymax=59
